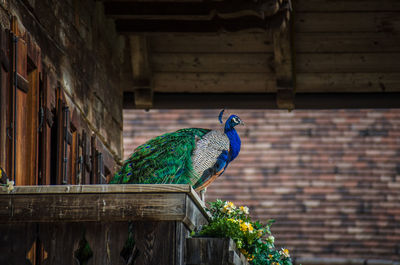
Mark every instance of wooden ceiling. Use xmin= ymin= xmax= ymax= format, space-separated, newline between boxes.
xmin=101 ymin=0 xmax=400 ymax=109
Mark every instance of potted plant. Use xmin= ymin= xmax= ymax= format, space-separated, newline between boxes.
xmin=192 ymin=200 xmax=293 ymax=265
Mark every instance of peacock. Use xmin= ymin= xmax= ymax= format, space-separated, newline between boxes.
xmin=110 ymin=110 xmax=243 ymax=192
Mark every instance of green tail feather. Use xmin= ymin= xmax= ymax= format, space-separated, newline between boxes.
xmin=110 ymin=128 xmax=210 ymax=185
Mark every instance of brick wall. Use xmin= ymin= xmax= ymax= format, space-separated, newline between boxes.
xmin=123 ymin=109 xmax=400 ymax=261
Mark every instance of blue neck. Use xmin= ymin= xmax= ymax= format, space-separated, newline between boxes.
xmin=225 ymin=126 xmax=241 ymax=162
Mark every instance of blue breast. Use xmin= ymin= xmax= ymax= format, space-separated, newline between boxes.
xmin=225 ymin=128 xmax=241 ymax=163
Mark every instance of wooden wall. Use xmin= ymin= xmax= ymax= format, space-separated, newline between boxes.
xmin=0 ymin=10 xmax=118 ymax=186
xmin=295 ymin=0 xmax=400 ymax=93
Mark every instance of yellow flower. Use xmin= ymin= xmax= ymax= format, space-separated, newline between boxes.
xmin=239 ymin=249 xmax=253 ymax=261
xmin=246 ymin=222 xmax=254 ymax=232
xmin=227 ymin=218 xmax=238 ymax=223
xmin=239 ymin=206 xmax=249 ymax=214
xmin=268 ymin=254 xmax=274 ymax=259
xmin=226 ymin=201 xmax=235 ymax=208
xmin=257 ymin=229 xmax=263 ymax=237
xmin=239 ymin=221 xmax=254 ymax=232
xmin=280 ymin=248 xmax=290 ymax=258
xmin=222 ymin=201 xmax=236 ymax=214
xmin=240 ymin=222 xmax=247 ymax=232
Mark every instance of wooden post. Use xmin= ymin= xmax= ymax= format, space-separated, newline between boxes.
xmin=130 ymin=35 xmax=153 ymax=109
xmin=273 ymin=0 xmax=295 ymax=110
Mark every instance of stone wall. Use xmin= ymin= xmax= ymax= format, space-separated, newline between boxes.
xmin=3 ymin=0 xmax=127 ymax=160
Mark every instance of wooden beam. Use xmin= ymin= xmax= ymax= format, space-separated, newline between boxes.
xmin=296 ymin=53 xmax=400 ymax=73
xmin=151 ymin=53 xmax=274 ymax=73
xmin=116 ymin=17 xmax=272 ymax=33
xmin=148 ymin=33 xmax=274 ymax=53
xmin=123 ymin=92 xmax=400 ymax=109
xmin=297 ymin=73 xmax=400 ymax=93
xmin=295 ymin=32 xmax=400 ymax=53
xmin=153 ymin=73 xmax=276 ymax=93
xmin=296 ymin=0 xmax=400 ymax=12
xmin=273 ymin=8 xmax=295 ymax=110
xmin=0 ymin=184 xmax=208 ymax=230
xmin=104 ymin=1 xmax=280 ymax=19
xmin=295 ymin=12 xmax=400 ymax=33
xmin=130 ymin=35 xmax=153 ymax=109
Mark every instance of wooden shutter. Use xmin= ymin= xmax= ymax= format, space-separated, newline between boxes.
xmin=69 ymin=111 xmax=80 ymax=185
xmin=90 ymin=135 xmax=99 ymax=184
xmin=81 ymin=130 xmax=92 ymax=184
xmin=11 ymin=17 xmax=41 ymax=186
xmin=76 ymin=131 xmax=84 ymax=184
xmin=38 ymin=72 xmax=54 ymax=185
xmin=0 ymin=25 xmax=10 ymax=179
xmin=90 ymin=136 xmax=116 ymax=184
xmin=54 ymin=89 xmax=75 ymax=185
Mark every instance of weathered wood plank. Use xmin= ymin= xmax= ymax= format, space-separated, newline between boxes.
xmin=124 ymin=92 xmax=277 ymax=109
xmin=0 ymin=223 xmax=37 ymax=265
xmin=152 ymin=53 xmax=274 ymax=73
xmin=85 ymin=222 xmax=128 ymax=265
xmin=123 ymin=92 xmax=400 ymax=109
xmin=175 ymin=222 xmax=188 ymax=265
xmin=296 ymin=32 xmax=400 ymax=53
xmin=295 ymin=12 xmax=400 ymax=33
xmin=296 ymin=0 xmax=400 ymax=12
xmin=153 ymin=72 xmax=276 ymax=93
xmin=0 ymin=183 xmax=192 ymax=194
xmin=0 ymin=193 xmax=185 ymax=222
xmin=296 ymin=53 xmax=400 ymax=73
xmin=184 ymin=196 xmax=209 ymax=231
xmin=0 ymin=184 xmax=209 ymax=229
xmin=297 ymin=73 xmax=400 ymax=93
xmin=115 ymin=17 xmax=271 ymax=33
xmin=38 ymin=223 xmax=85 ymax=265
xmin=186 ymin=238 xmax=248 ymax=265
xmin=133 ymin=221 xmax=177 ymax=265
xmin=149 ymin=33 xmax=273 ymax=53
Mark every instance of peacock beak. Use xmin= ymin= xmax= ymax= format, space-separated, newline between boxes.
xmin=240 ymin=120 xmax=245 ymax=126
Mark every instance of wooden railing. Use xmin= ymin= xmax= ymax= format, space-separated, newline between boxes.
xmin=0 ymin=185 xmax=202 ymax=264
xmin=0 ymin=184 xmax=249 ymax=265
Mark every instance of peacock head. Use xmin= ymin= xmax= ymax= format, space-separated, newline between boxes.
xmin=218 ymin=109 xmax=244 ymax=131
xmin=225 ymin=115 xmax=244 ymax=131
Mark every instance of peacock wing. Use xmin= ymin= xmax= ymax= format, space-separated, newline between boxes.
xmin=110 ymin=128 xmax=210 ymax=185
xmin=191 ymin=130 xmax=230 ymax=189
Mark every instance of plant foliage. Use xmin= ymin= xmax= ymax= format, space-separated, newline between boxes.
xmin=194 ymin=199 xmax=293 ymax=265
